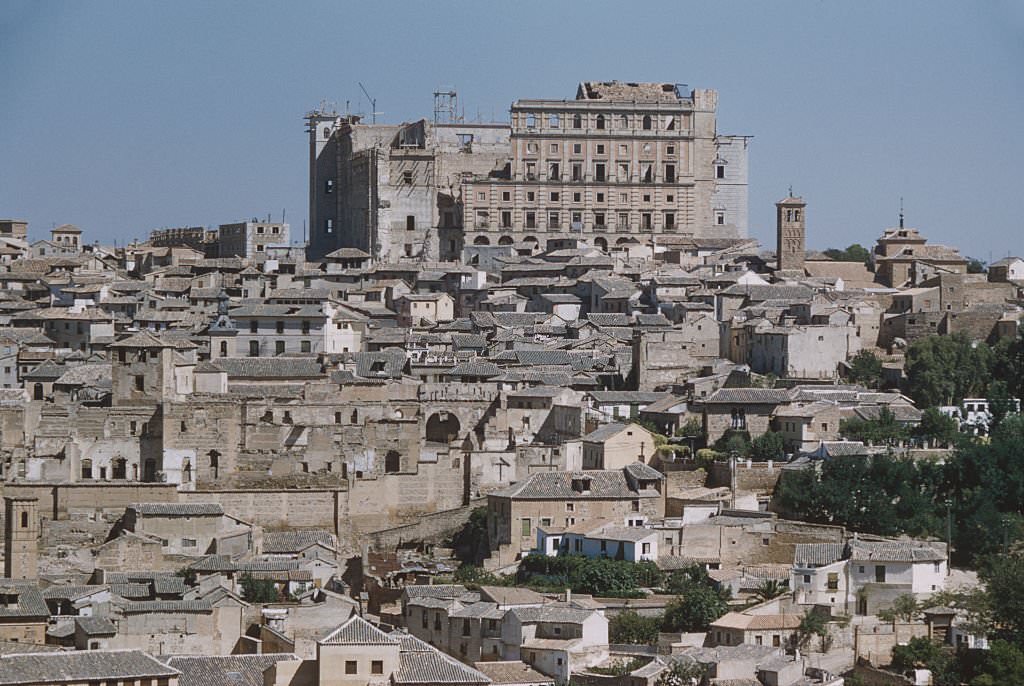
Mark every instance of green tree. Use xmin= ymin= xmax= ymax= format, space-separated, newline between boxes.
xmin=750 ymin=431 xmax=785 ymax=461
xmin=753 ymin=579 xmax=788 ymax=603
xmin=979 ymin=551 xmax=1024 ymax=644
xmin=175 ymin=566 xmax=197 ymax=587
xmin=848 ymin=349 xmax=884 ymax=389
xmin=662 ymin=585 xmax=729 ymax=632
xmin=713 ymin=429 xmax=751 ymax=456
xmin=878 ymin=594 xmax=920 ymax=623
xmin=905 ymin=334 xmax=992 ymax=407
xmin=969 ymin=639 xmax=1024 ymax=686
xmin=654 ymin=659 xmax=706 ymax=686
xmin=890 ymin=637 xmax=961 ymax=685
xmin=967 ymin=257 xmax=987 ymax=274
xmin=609 ymin=610 xmax=662 ymax=645
xmin=839 ymin=407 xmax=908 ymax=445
xmin=914 ymin=407 xmax=959 ymax=446
xmin=449 ymin=507 xmax=490 ymax=565
xmin=986 ymin=379 xmax=1016 ymax=433
xmin=795 ymin=610 xmax=830 ymax=651
xmin=239 ymin=573 xmax=279 ymax=603
xmin=823 ymin=243 xmax=871 ymax=263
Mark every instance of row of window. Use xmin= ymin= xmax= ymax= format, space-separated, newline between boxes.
xmin=517 ymin=160 xmax=680 ymax=184
xmin=520 ymin=111 xmax=685 ymax=132
xmin=247 ymin=340 xmax=313 ymax=356
xmin=477 ymin=189 xmax=681 ymax=205
xmin=476 ymin=209 xmax=684 ymax=231
xmin=523 ymin=140 xmax=680 ymax=159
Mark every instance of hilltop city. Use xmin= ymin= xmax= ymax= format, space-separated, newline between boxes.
xmin=1 ymin=81 xmax=1023 ymax=686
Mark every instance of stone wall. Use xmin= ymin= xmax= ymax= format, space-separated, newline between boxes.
xmin=0 ymin=482 xmax=179 ymax=523
xmin=706 ymin=460 xmax=783 ymax=494
xmin=363 ymin=498 xmax=486 ymax=551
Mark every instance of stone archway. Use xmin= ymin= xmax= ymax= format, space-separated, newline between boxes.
xmin=473 ymin=236 xmax=490 ymax=246
xmin=426 ymin=411 xmax=461 ymax=444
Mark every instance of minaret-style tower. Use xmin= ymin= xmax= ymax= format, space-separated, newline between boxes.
xmin=4 ymin=496 xmax=39 ymax=579
xmin=776 ymin=192 xmax=806 ymax=274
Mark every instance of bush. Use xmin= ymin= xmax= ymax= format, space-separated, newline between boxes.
xmin=750 ymin=431 xmax=785 ymax=461
xmin=239 ymin=573 xmax=279 ymax=603
xmin=609 ymin=610 xmax=661 ymax=644
xmin=516 ymin=554 xmax=663 ymax=598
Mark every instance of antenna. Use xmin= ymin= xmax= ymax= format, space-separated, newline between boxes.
xmin=358 ymin=82 xmax=380 ymax=124
xmin=899 ymin=197 xmax=904 ymax=229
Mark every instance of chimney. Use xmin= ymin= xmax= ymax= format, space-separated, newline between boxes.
xmin=565 ymin=588 xmax=571 ymax=604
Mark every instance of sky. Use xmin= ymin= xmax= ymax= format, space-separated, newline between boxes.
xmin=1 ymin=1 xmax=1023 ymax=260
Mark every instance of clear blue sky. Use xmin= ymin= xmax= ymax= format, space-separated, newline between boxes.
xmin=2 ymin=1 xmax=1022 ymax=260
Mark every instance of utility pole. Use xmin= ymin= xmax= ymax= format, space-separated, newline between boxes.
xmin=945 ymin=499 xmax=953 ymax=575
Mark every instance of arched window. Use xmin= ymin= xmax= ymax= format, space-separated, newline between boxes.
xmin=572 ymin=114 xmax=582 ymax=129
xmin=322 ymin=126 xmax=331 ymax=138
xmin=473 ymin=236 xmax=490 ymax=246
xmin=351 ymin=409 xmax=359 ymax=424
xmin=548 ymin=113 xmax=559 ymax=128
xmin=219 ymin=341 xmax=228 ymax=356
xmin=384 ymin=451 xmax=401 ymax=474
xmin=595 ymin=114 xmax=605 ymax=130
xmin=525 ymin=113 xmax=536 ymax=128
xmin=209 ymin=450 xmax=220 ymax=480
xmin=642 ymin=115 xmax=652 ymax=130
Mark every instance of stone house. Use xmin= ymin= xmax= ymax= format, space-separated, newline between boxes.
xmin=486 ymin=464 xmax=665 ymax=566
xmin=708 ymin=611 xmax=802 ymax=649
xmin=701 ymin=388 xmax=791 ymax=443
xmin=394 ymin=293 xmax=456 ymax=328
xmin=791 ymin=539 xmax=947 ymax=616
xmin=122 ymin=502 xmax=253 ymax=557
xmin=0 ymin=582 xmax=47 ymax=644
xmin=580 ymin=422 xmax=657 ymax=470
xmin=541 ymin=518 xmax=660 ymax=562
xmin=771 ymin=401 xmax=842 ymax=453
xmin=502 ymin=604 xmax=608 ymax=683
xmin=989 ymin=256 xmax=1024 ymax=283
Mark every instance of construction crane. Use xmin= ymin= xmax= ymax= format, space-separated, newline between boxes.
xmin=358 ymin=82 xmax=382 ymax=124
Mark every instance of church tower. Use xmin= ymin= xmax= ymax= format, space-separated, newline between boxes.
xmin=4 ymin=497 xmax=39 ymax=579
xmin=776 ymin=193 xmax=806 ymax=274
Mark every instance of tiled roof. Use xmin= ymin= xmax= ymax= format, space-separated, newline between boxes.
xmin=448 ymin=360 xmax=501 ymax=377
xmin=704 ymin=388 xmax=791 ymax=404
xmin=40 ymin=584 xmax=107 ymax=601
xmin=494 ymin=468 xmax=660 ymax=499
xmin=473 ymin=661 xmax=551 ymax=685
xmin=478 ymin=586 xmax=546 ymax=607
xmin=403 ymin=584 xmax=468 ymax=600
xmin=120 ymin=600 xmax=212 ymax=614
xmin=320 ymin=615 xmax=398 ymax=645
xmin=210 ymin=357 xmax=323 ymax=379
xmin=75 ymin=616 xmax=117 ymax=636
xmin=793 ymin=543 xmax=846 ymax=567
xmin=390 ymin=631 xmax=491 ymax=684
xmin=262 ymin=529 xmax=336 ymax=554
xmin=354 ymin=350 xmax=406 ymax=379
xmin=848 ymin=540 xmax=945 ymax=562
xmin=510 ymin=604 xmax=594 ymax=624
xmin=0 ymin=583 xmax=47 ymax=617
xmin=110 ymin=582 xmax=151 ymax=599
xmin=131 ymin=502 xmax=224 ymax=516
xmin=166 ymin=654 xmax=299 ymax=686
xmin=0 ymin=650 xmax=179 ymax=685
xmin=589 ymin=391 xmax=671 ymax=404
xmin=624 ymin=462 xmax=663 ymax=481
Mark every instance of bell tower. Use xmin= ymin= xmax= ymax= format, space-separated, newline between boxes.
xmin=776 ymin=192 xmax=806 ymax=274
xmin=4 ymin=497 xmax=39 ymax=579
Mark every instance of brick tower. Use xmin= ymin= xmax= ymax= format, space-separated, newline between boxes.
xmin=776 ymin=193 xmax=806 ymax=274
xmin=4 ymin=496 xmax=39 ymax=579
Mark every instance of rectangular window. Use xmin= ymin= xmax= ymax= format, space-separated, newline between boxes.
xmin=325 ymin=179 xmax=334 ymax=193
xmin=664 ymin=212 xmax=675 ymax=229
xmin=594 ymin=212 xmax=605 ymax=227
xmin=548 ymin=211 xmax=560 ymax=228
xmin=301 ymin=340 xmax=311 ymax=353
xmin=527 ymin=191 xmax=535 ymax=201
xmin=573 ymin=143 xmax=582 ymax=154
xmin=521 ymin=518 xmax=531 ymax=537
xmin=501 ymin=211 xmax=512 ymax=228
xmin=665 ymin=164 xmax=676 ymax=183
xmin=526 ymin=212 xmax=536 ymax=229
xmin=526 ymin=162 xmax=536 ymax=180
xmin=572 ymin=163 xmax=582 ymax=181
xmin=716 ymin=165 xmax=725 ymax=179
xmin=595 ymin=163 xmax=606 ymax=182
xmin=642 ymin=542 xmax=651 ymax=554
xmin=133 ymin=375 xmax=145 ymax=392
xmin=502 ymin=191 xmax=511 ymax=201
xmin=550 ymin=191 xmax=559 ymax=202
xmin=345 ymin=661 xmax=357 ymax=675
xmin=875 ymin=565 xmax=887 ymax=583
xmin=371 ymin=661 xmax=383 ymax=675
xmin=182 ymin=538 xmax=196 ymax=547
xmin=275 ymin=340 xmax=285 ymax=355
xmin=250 ymin=321 xmax=258 ymax=333
xmin=402 ymin=170 xmax=413 ymax=185
xmin=548 ymin=162 xmax=559 ymax=180
xmin=596 ymin=144 xmax=605 ymax=154
xmin=617 ymin=212 xmax=629 ymax=229
xmin=475 ymin=210 xmax=489 ymax=229
xmin=275 ymin=321 xmax=284 ymax=334
xmin=642 ymin=213 xmax=652 ymax=230
xmin=249 ymin=340 xmax=259 ymax=357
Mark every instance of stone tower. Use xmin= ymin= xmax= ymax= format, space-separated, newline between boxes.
xmin=4 ymin=497 xmax=39 ymax=579
xmin=776 ymin=194 xmax=806 ymax=274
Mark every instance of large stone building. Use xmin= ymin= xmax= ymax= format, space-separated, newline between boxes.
xmin=462 ymin=81 xmax=749 ymax=252
xmin=307 ymin=81 xmax=749 ymax=262
xmin=306 ymin=109 xmax=510 ymax=262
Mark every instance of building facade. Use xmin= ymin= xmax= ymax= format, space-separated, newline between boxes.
xmin=218 ymin=220 xmax=291 ymax=259
xmin=461 ymin=81 xmax=749 ymax=252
